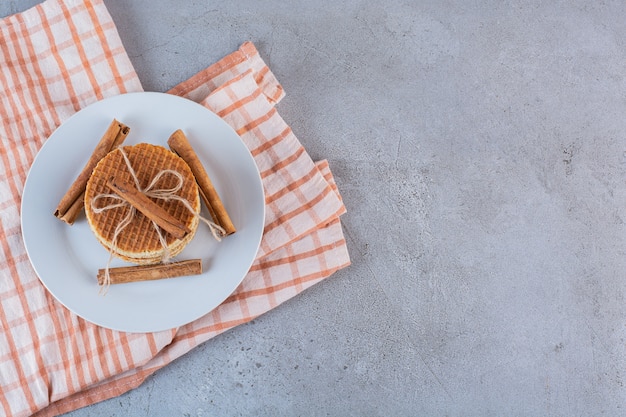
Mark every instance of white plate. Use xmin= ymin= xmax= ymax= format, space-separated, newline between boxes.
xmin=21 ymin=92 xmax=265 ymax=333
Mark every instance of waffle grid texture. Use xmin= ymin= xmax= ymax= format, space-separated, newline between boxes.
xmin=84 ymin=143 xmax=200 ymax=263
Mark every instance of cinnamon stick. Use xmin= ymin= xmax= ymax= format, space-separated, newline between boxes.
xmin=97 ymin=259 xmax=202 ymax=285
xmin=54 ymin=119 xmax=129 ymax=224
xmin=167 ymin=129 xmax=236 ymax=235
xmin=106 ymin=177 xmax=190 ymax=239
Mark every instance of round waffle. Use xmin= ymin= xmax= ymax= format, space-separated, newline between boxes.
xmin=84 ymin=143 xmax=200 ymax=265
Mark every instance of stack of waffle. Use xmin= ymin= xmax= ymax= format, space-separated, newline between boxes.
xmin=84 ymin=143 xmax=200 ymax=265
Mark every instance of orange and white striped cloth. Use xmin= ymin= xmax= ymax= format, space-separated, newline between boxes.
xmin=0 ymin=0 xmax=350 ymax=416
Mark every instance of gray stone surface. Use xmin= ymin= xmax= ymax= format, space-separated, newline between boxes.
xmin=4 ymin=0 xmax=626 ymax=415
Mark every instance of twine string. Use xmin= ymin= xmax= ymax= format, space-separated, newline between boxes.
xmin=91 ymin=148 xmax=225 ymax=294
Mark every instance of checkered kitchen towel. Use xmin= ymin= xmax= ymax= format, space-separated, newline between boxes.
xmin=0 ymin=1 xmax=350 ymax=416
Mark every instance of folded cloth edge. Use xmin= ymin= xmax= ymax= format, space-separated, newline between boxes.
xmin=168 ymin=41 xmax=285 ymax=106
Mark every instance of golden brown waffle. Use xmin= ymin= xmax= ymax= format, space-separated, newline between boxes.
xmin=84 ymin=143 xmax=200 ymax=264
